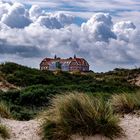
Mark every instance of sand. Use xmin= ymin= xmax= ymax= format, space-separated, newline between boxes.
xmin=0 ymin=118 xmax=41 ymax=140
xmin=73 ymin=115 xmax=140 ymax=140
xmin=135 ymin=75 xmax=140 ymax=86
xmin=1 ymin=114 xmax=140 ymax=140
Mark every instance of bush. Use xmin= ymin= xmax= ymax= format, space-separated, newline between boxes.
xmin=111 ymin=92 xmax=140 ymax=113
xmin=1 ymin=62 xmax=137 ymax=93
xmin=0 ymin=90 xmax=20 ymax=105
xmin=41 ymin=93 xmax=123 ymax=140
xmin=10 ymin=105 xmax=38 ymax=121
xmin=0 ymin=102 xmax=11 ymax=119
xmin=20 ymin=85 xmax=60 ymax=106
xmin=0 ymin=124 xmax=10 ymax=139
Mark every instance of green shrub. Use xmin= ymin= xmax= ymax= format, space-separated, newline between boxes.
xmin=41 ymin=93 xmax=123 ymax=140
xmin=19 ymin=85 xmax=61 ymax=107
xmin=0 ymin=90 xmax=20 ymax=105
xmin=1 ymin=62 xmax=137 ymax=93
xmin=10 ymin=105 xmax=38 ymax=121
xmin=0 ymin=124 xmax=10 ymax=139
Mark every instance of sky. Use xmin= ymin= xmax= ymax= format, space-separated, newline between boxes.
xmin=0 ymin=0 xmax=140 ymax=72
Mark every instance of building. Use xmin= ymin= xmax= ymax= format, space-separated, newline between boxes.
xmin=40 ymin=55 xmax=89 ymax=72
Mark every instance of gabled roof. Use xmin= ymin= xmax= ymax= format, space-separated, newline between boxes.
xmin=41 ymin=58 xmax=52 ymax=62
xmin=74 ymin=58 xmax=89 ymax=66
xmin=40 ymin=57 xmax=89 ymax=66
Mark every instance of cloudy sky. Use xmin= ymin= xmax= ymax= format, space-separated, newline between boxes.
xmin=0 ymin=0 xmax=140 ymax=72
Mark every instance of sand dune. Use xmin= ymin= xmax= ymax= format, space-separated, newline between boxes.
xmin=0 ymin=76 xmax=18 ymax=92
xmin=73 ymin=115 xmax=140 ymax=140
xmin=1 ymin=118 xmax=41 ymax=140
xmin=1 ymin=114 xmax=140 ymax=140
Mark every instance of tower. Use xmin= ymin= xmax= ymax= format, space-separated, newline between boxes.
xmin=54 ymin=54 xmax=57 ymax=59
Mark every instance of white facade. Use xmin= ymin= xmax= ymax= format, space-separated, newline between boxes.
xmin=61 ymin=62 xmax=70 ymax=71
xmin=49 ymin=62 xmax=57 ymax=71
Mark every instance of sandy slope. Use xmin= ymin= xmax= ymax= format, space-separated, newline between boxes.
xmin=135 ymin=75 xmax=140 ymax=86
xmin=1 ymin=118 xmax=41 ymax=140
xmin=0 ymin=80 xmax=18 ymax=92
xmin=117 ymin=115 xmax=140 ymax=140
xmin=129 ymin=74 xmax=140 ymax=87
xmin=1 ymin=115 xmax=140 ymax=140
xmin=73 ymin=115 xmax=140 ymax=140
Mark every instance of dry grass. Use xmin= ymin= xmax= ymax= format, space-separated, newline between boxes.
xmin=0 ymin=102 xmax=11 ymax=119
xmin=111 ymin=92 xmax=140 ymax=114
xmin=41 ymin=93 xmax=123 ymax=140
xmin=0 ymin=124 xmax=10 ymax=139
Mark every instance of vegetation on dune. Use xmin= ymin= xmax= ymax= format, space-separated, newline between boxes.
xmin=0 ymin=99 xmax=11 ymax=139
xmin=0 ymin=62 xmax=140 ymax=120
xmin=1 ymin=62 xmax=140 ymax=139
xmin=111 ymin=91 xmax=140 ymax=114
xmin=0 ymin=86 xmax=60 ymax=120
xmin=0 ymin=90 xmax=39 ymax=120
xmin=0 ymin=124 xmax=10 ymax=139
xmin=41 ymin=93 xmax=123 ymax=140
xmin=0 ymin=62 xmax=138 ymax=93
xmin=0 ymin=101 xmax=11 ymax=119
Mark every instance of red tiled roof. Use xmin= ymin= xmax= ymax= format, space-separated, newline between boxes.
xmin=74 ymin=58 xmax=89 ymax=66
xmin=40 ymin=57 xmax=89 ymax=66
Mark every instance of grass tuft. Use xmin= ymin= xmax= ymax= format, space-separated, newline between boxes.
xmin=0 ymin=124 xmax=10 ymax=139
xmin=111 ymin=92 xmax=140 ymax=114
xmin=41 ymin=93 xmax=123 ymax=140
xmin=0 ymin=102 xmax=11 ymax=119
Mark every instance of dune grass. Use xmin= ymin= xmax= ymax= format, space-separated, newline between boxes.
xmin=0 ymin=102 xmax=11 ymax=119
xmin=111 ymin=92 xmax=140 ymax=114
xmin=0 ymin=124 xmax=10 ymax=139
xmin=41 ymin=93 xmax=123 ymax=140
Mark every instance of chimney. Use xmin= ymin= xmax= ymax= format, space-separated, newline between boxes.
xmin=74 ymin=54 xmax=76 ymax=59
xmin=54 ymin=55 xmax=57 ymax=59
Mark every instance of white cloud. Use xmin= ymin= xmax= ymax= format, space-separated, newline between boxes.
xmin=29 ymin=5 xmax=44 ymax=21
xmin=0 ymin=2 xmax=10 ymax=19
xmin=34 ymin=15 xmax=62 ymax=29
xmin=0 ymin=2 xmax=75 ymax=29
xmin=113 ymin=11 xmax=140 ymax=29
xmin=113 ymin=21 xmax=136 ymax=42
xmin=2 ymin=0 xmax=140 ymax=28
xmin=33 ymin=12 xmax=74 ymax=29
xmin=0 ymin=2 xmax=140 ymax=71
xmin=81 ymin=13 xmax=116 ymax=42
xmin=113 ymin=21 xmax=136 ymax=31
xmin=1 ymin=3 xmax=32 ymax=28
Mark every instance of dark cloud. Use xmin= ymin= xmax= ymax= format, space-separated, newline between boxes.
xmin=0 ymin=39 xmax=41 ymax=57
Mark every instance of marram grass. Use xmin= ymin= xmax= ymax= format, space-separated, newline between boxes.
xmin=41 ymin=93 xmax=123 ymax=140
xmin=0 ymin=124 xmax=10 ymax=139
xmin=111 ymin=91 xmax=140 ymax=113
xmin=0 ymin=102 xmax=11 ymax=119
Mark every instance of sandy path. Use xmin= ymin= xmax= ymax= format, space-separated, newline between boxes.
xmin=1 ymin=118 xmax=41 ymax=140
xmin=1 ymin=115 xmax=140 ymax=140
